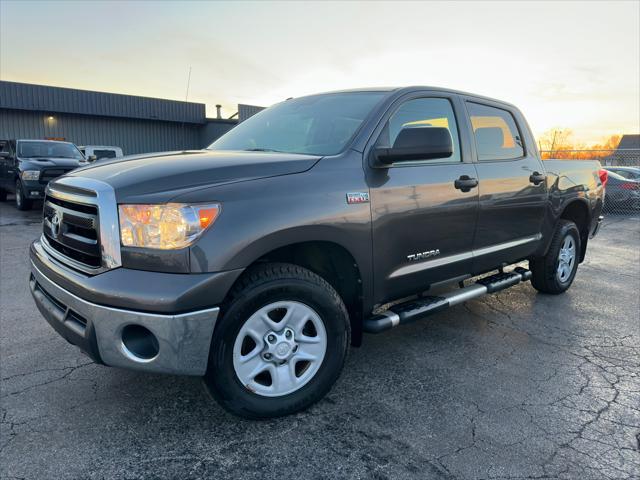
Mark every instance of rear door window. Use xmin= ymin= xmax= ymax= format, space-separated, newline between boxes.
xmin=94 ymin=149 xmax=117 ymax=159
xmin=467 ymin=103 xmax=524 ymax=161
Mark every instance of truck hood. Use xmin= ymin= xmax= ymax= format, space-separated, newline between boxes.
xmin=67 ymin=150 xmax=321 ymax=202
xmin=20 ymin=157 xmax=82 ymax=168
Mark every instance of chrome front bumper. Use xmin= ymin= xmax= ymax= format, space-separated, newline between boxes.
xmin=30 ymin=261 xmax=219 ymax=376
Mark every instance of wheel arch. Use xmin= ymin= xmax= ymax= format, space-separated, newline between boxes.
xmin=224 ymin=240 xmax=366 ymax=347
xmin=558 ymin=199 xmax=591 ymax=262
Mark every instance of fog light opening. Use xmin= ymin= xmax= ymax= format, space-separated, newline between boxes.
xmin=121 ymin=324 xmax=159 ymax=362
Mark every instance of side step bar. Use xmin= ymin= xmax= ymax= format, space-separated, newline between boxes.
xmin=363 ymin=267 xmax=532 ymax=333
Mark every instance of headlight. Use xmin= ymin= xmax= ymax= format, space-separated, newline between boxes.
xmin=21 ymin=170 xmax=40 ymax=181
xmin=118 ymin=203 xmax=221 ymax=249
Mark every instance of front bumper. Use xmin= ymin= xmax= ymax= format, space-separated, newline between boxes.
xmin=30 ymin=260 xmax=220 ymax=376
xmin=20 ymin=179 xmax=46 ymax=199
xmin=30 ymin=239 xmax=242 ymax=313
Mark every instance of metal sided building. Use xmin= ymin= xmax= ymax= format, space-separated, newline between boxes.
xmin=0 ymin=81 xmax=238 ymax=155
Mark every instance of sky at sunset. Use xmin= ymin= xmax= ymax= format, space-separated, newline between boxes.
xmin=1 ymin=1 xmax=638 ymax=145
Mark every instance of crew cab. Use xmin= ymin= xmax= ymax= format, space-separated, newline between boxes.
xmin=0 ymin=139 xmax=85 ymax=210
xmin=28 ymin=87 xmax=605 ymax=418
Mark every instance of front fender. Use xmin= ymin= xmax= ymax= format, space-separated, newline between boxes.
xmin=178 ymin=152 xmax=375 ymax=309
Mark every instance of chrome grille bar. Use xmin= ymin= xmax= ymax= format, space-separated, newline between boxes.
xmin=43 ymin=177 xmax=121 ymax=274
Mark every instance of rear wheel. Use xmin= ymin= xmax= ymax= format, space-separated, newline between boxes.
xmin=530 ymin=220 xmax=580 ymax=294
xmin=15 ymin=180 xmax=32 ymax=211
xmin=203 ymin=263 xmax=350 ymax=418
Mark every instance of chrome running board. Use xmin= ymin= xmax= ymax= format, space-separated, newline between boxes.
xmin=363 ymin=267 xmax=532 ymax=333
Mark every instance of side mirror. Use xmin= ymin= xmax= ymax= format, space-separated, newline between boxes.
xmin=372 ymin=127 xmax=453 ymax=166
xmin=0 ymin=151 xmax=9 ymax=159
xmin=87 ymin=155 xmax=97 ymax=162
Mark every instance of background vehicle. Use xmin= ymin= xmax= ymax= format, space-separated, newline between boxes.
xmin=29 ymin=87 xmax=605 ymax=418
xmin=78 ymin=145 xmax=124 ymax=162
xmin=604 ymin=166 xmax=640 ymax=180
xmin=0 ymin=139 xmax=84 ymax=210
xmin=603 ymin=170 xmax=640 ymax=211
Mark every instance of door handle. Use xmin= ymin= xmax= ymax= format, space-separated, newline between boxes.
xmin=529 ymin=172 xmax=546 ymax=185
xmin=454 ymin=175 xmax=478 ymax=192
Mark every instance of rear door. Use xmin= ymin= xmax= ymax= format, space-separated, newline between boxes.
xmin=464 ymin=100 xmax=548 ymax=274
xmin=368 ymin=93 xmax=479 ymax=304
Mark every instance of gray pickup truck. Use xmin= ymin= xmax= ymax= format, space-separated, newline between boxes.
xmin=29 ymin=87 xmax=606 ymax=418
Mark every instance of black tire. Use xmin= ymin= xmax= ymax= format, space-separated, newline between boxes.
xmin=15 ymin=180 xmax=33 ymax=211
xmin=203 ymin=263 xmax=350 ymax=419
xmin=0 ymin=188 xmax=6 ymax=202
xmin=530 ymin=220 xmax=580 ymax=294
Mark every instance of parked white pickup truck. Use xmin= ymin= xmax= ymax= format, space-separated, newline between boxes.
xmin=78 ymin=145 xmax=123 ymax=162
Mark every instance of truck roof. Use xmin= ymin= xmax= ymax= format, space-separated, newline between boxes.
xmin=78 ymin=145 xmax=121 ymax=149
xmin=298 ymin=86 xmax=519 ymax=109
xmin=16 ymin=139 xmax=75 ymax=144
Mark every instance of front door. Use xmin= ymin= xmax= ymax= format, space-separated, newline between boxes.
xmin=368 ymin=95 xmax=479 ymax=304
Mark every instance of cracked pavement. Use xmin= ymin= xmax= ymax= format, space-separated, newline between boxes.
xmin=1 ymin=201 xmax=638 ymax=479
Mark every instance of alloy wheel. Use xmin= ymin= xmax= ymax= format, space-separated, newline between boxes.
xmin=557 ymin=235 xmax=576 ymax=282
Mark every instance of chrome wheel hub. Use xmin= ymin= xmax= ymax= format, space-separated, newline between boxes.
xmin=263 ymin=327 xmax=298 ymax=363
xmin=557 ymin=235 xmax=576 ymax=282
xmin=233 ymin=301 xmax=327 ymax=397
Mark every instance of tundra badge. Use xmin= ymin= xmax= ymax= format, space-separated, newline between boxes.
xmin=407 ymin=249 xmax=440 ymax=262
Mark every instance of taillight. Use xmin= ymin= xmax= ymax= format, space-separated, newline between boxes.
xmin=621 ymin=182 xmax=639 ymax=190
xmin=598 ymin=169 xmax=608 ymax=187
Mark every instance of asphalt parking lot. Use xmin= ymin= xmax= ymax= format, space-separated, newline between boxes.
xmin=1 ymin=200 xmax=639 ymax=480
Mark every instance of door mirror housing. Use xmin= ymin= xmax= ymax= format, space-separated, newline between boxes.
xmin=87 ymin=155 xmax=97 ymax=162
xmin=372 ymin=127 xmax=453 ymax=167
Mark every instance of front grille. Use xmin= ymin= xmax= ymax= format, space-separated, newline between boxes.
xmin=41 ymin=177 xmax=121 ymax=274
xmin=40 ymin=168 xmax=74 ymax=184
xmin=43 ymin=193 xmax=101 ymax=270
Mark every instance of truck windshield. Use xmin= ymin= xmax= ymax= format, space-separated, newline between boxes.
xmin=208 ymin=92 xmax=386 ymax=156
xmin=18 ymin=141 xmax=84 ymax=160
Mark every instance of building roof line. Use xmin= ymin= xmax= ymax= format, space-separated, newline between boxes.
xmin=0 ymin=80 xmax=207 ymax=124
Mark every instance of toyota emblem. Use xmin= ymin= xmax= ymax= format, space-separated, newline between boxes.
xmin=50 ymin=212 xmax=62 ymax=239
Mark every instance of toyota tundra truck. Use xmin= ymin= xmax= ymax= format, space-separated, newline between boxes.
xmin=28 ymin=87 xmax=606 ymax=418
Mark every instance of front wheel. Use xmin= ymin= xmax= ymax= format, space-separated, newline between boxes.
xmin=203 ymin=263 xmax=350 ymax=418
xmin=15 ymin=180 xmax=33 ymax=211
xmin=530 ymin=220 xmax=580 ymax=294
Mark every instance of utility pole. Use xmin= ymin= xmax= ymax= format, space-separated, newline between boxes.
xmin=549 ymin=130 xmax=560 ymax=157
xmin=184 ymin=66 xmax=192 ymax=103
xmin=549 ymin=130 xmax=557 ymax=154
